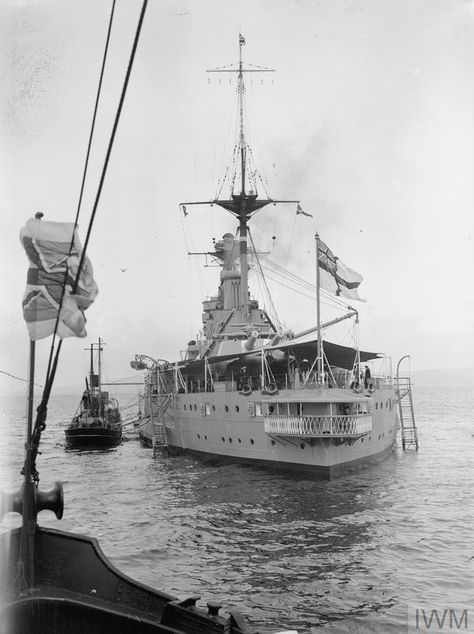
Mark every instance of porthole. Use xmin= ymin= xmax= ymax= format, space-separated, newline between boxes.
xmin=221 ymin=437 xmax=225 ymax=442
xmin=212 ymin=405 xmax=216 ymax=412
xmin=300 ymin=443 xmax=305 ymax=450
xmin=194 ymin=404 xmax=197 ymax=411
xmin=229 ymin=438 xmax=233 ymax=443
xmin=235 ymin=405 xmax=240 ymax=413
xmin=205 ymin=435 xmax=208 ymax=440
xmin=271 ymin=440 xmax=275 ymax=446
xmin=238 ymin=438 xmax=242 ymax=443
xmin=375 ymin=403 xmax=378 ymax=410
xmin=184 ymin=404 xmax=187 ymax=411
xmin=250 ymin=439 xmax=255 ymax=445
xmin=361 ymin=438 xmax=364 ymax=443
xmin=381 ymin=402 xmax=384 ymax=409
xmin=197 ymin=434 xmax=201 ymax=439
xmin=225 ymin=405 xmax=229 ymax=413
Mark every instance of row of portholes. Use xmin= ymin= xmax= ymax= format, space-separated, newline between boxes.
xmin=182 ymin=404 xmax=240 ymax=413
xmin=183 ymin=401 xmax=392 ymax=413
xmin=195 ymin=429 xmax=392 ymax=446
xmin=196 ymin=434 xmax=255 ymax=445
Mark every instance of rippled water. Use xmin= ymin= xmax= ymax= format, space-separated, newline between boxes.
xmin=1 ymin=384 xmax=473 ymax=633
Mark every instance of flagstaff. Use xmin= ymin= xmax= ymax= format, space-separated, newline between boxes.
xmin=315 ymin=232 xmax=323 ymax=385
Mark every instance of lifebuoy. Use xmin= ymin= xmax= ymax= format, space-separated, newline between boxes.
xmin=367 ymin=380 xmax=375 ymax=394
xmin=239 ymin=384 xmax=252 ymax=396
xmin=352 ymin=383 xmax=362 ymax=394
xmin=265 ymin=382 xmax=278 ymax=395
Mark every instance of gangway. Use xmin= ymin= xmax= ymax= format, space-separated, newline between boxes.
xmin=395 ymin=355 xmax=418 ymax=451
xmin=144 ymin=392 xmax=172 ymax=455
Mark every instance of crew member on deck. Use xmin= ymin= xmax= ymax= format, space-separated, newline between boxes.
xmin=238 ymin=365 xmax=248 ymax=390
xmin=350 ymin=365 xmax=359 ymax=389
xmin=81 ymin=390 xmax=90 ymax=410
xmin=364 ymin=365 xmax=371 ymax=389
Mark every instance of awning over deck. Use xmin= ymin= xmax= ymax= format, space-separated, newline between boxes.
xmin=176 ymin=337 xmax=380 ymax=375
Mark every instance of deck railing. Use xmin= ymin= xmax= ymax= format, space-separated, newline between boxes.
xmin=264 ymin=414 xmax=372 ymax=437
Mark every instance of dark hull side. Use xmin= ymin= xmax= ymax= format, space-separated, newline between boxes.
xmin=65 ymin=427 xmax=122 ymax=448
xmin=0 ymin=526 xmax=255 ymax=634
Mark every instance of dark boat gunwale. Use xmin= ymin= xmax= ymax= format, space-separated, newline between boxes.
xmin=0 ymin=525 xmax=259 ymax=634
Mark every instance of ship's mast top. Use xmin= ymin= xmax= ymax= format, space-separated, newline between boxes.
xmin=182 ymin=36 xmax=298 ymax=319
xmin=207 ymin=33 xmax=275 ymax=202
xmin=238 ymin=33 xmax=246 ymax=196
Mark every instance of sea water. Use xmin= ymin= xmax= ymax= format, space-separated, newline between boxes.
xmin=0 ymin=384 xmax=472 ymax=633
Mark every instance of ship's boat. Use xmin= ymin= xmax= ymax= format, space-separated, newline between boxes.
xmin=135 ymin=35 xmax=406 ymax=479
xmin=65 ymin=339 xmax=122 ymax=449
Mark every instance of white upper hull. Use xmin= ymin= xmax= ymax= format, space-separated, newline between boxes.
xmin=139 ymin=385 xmax=398 ymax=478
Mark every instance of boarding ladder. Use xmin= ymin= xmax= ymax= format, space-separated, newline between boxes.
xmin=395 ymin=356 xmax=419 ymax=451
xmin=149 ymin=393 xmax=172 ymax=455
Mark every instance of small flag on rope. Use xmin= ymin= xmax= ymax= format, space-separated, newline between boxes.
xmin=20 ymin=217 xmax=98 ymax=340
xmin=239 ymin=34 xmax=246 ymax=46
xmin=318 ymin=238 xmax=365 ymax=302
xmin=296 ymin=204 xmax=313 ymax=218
xmin=181 ymin=205 xmax=188 ymax=217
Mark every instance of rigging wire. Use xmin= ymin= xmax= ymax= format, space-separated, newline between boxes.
xmin=215 ymin=86 xmax=240 ymax=199
xmin=242 ymin=88 xmax=271 ymax=198
xmin=259 ymin=257 xmax=352 ymax=312
xmin=181 ymin=209 xmax=207 ymax=322
xmin=29 ymin=0 xmax=149 ymax=479
xmin=73 ymin=0 xmax=149 ymax=292
xmin=0 ymin=369 xmax=42 ymax=389
xmin=248 ymin=228 xmax=282 ymax=330
xmin=44 ymin=0 xmax=117 ymax=389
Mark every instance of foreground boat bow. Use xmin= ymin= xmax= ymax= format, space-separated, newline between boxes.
xmin=0 ymin=498 xmax=266 ymax=634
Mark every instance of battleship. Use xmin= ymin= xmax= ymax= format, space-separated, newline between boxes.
xmin=135 ymin=35 xmax=413 ymax=478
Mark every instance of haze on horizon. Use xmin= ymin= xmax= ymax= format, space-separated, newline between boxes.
xmin=1 ymin=0 xmax=473 ymax=394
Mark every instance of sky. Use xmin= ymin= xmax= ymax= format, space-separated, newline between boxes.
xmin=1 ymin=0 xmax=473 ymax=393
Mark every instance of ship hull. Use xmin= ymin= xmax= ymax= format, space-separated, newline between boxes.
xmin=65 ymin=427 xmax=122 ymax=449
xmin=144 ymin=440 xmax=396 ymax=479
xmin=139 ymin=387 xmax=398 ymax=480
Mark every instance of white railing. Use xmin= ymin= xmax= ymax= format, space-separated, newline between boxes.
xmin=264 ymin=414 xmax=372 ymax=437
